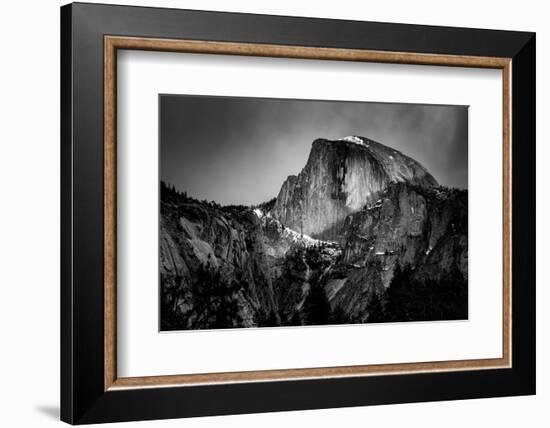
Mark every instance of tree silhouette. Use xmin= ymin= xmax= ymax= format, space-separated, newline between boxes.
xmin=386 ymin=263 xmax=467 ymax=322
xmin=289 ymin=311 xmax=303 ymax=326
xmin=330 ymin=305 xmax=348 ymax=325
xmin=189 ymin=263 xmax=244 ymax=329
xmin=386 ymin=264 xmax=414 ymax=321
xmin=257 ymin=309 xmax=280 ymax=327
xmin=367 ymin=291 xmax=386 ymax=323
xmin=302 ymin=284 xmax=331 ymax=325
xmin=160 ymin=273 xmax=187 ymax=330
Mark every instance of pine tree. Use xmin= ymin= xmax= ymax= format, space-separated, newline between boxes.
xmin=302 ymin=284 xmax=331 ymax=325
xmin=257 ymin=309 xmax=280 ymax=327
xmin=190 ymin=263 xmax=244 ymax=329
xmin=386 ymin=263 xmax=413 ymax=322
xmin=290 ymin=311 xmax=303 ymax=326
xmin=367 ymin=291 xmax=386 ymax=323
xmin=386 ymin=262 xmax=467 ymax=322
xmin=330 ymin=305 xmax=348 ymax=324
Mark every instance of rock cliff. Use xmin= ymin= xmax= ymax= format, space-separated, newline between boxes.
xmin=271 ymin=136 xmax=438 ymax=241
xmin=323 ymin=182 xmax=467 ymax=322
xmin=160 ymin=184 xmax=339 ymax=330
xmin=160 ymin=136 xmax=467 ymax=330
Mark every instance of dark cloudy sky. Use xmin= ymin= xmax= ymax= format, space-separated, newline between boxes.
xmin=160 ymin=94 xmax=468 ymax=206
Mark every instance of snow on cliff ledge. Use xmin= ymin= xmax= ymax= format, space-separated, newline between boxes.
xmin=341 ymin=135 xmax=366 ymax=146
xmin=254 ymin=207 xmax=337 ymax=249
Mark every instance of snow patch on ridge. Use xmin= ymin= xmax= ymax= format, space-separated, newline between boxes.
xmin=341 ymin=135 xmax=365 ymax=145
xmin=281 ymin=226 xmax=325 ymax=247
xmin=256 ymin=208 xmax=338 ymax=250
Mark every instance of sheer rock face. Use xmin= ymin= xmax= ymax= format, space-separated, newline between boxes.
xmin=323 ymin=182 xmax=468 ymax=322
xmin=160 ymin=197 xmax=276 ymax=329
xmin=271 ymin=137 xmax=438 ymax=241
xmin=340 ymin=182 xmax=468 ymax=280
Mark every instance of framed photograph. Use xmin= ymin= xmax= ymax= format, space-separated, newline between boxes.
xmin=60 ymin=2 xmax=535 ymax=424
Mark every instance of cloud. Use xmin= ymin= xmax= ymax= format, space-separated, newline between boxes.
xmin=161 ymin=95 xmax=468 ymax=205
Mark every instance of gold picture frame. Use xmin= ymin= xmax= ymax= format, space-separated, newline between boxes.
xmin=103 ymin=35 xmax=512 ymax=391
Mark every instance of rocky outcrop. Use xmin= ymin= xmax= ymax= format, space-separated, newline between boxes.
xmin=271 ymin=136 xmax=437 ymax=241
xmin=160 ymin=188 xmax=276 ymax=330
xmin=160 ymin=185 xmax=341 ymax=330
xmin=322 ymin=182 xmax=467 ymax=322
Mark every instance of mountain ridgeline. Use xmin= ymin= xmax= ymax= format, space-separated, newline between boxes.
xmin=160 ymin=136 xmax=467 ymax=330
xmin=272 ymin=136 xmax=438 ymax=241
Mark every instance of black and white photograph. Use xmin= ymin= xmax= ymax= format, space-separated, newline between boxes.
xmin=159 ymin=95 xmax=468 ymax=331
xmin=0 ymin=0 xmax=540 ymax=425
